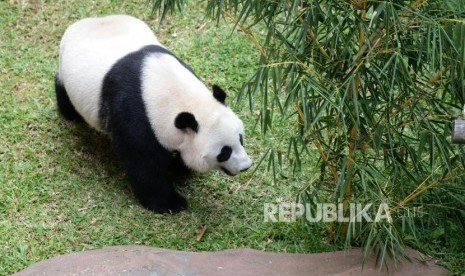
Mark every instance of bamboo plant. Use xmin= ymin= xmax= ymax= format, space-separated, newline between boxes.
xmin=151 ymin=0 xmax=465 ymax=267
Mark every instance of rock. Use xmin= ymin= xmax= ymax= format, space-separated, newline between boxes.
xmin=15 ymin=246 xmax=446 ymax=276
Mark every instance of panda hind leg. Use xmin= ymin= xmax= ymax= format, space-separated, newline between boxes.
xmin=55 ymin=73 xmax=84 ymax=122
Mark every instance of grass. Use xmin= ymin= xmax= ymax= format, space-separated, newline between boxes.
xmin=0 ymin=0 xmax=334 ymax=275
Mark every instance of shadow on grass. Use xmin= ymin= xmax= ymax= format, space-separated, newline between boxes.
xmin=57 ymin=118 xmax=131 ymax=195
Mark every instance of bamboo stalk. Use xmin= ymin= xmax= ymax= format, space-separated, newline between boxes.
xmin=341 ymin=0 xmax=366 ymax=240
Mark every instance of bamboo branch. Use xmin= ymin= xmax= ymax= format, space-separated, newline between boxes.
xmin=313 ymin=140 xmax=338 ymax=183
xmin=221 ymin=10 xmax=267 ymax=60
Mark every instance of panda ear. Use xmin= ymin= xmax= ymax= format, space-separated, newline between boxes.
xmin=212 ymin=85 xmax=226 ymax=105
xmin=175 ymin=112 xmax=199 ymax=133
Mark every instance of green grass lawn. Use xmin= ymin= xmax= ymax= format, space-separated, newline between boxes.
xmin=0 ymin=1 xmax=333 ymax=274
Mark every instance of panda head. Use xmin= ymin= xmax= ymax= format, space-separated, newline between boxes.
xmin=174 ymin=86 xmax=252 ymax=176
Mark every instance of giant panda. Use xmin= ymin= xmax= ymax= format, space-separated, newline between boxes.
xmin=55 ymin=15 xmax=252 ymax=213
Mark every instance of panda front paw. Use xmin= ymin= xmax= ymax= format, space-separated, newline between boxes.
xmin=141 ymin=192 xmax=188 ymax=214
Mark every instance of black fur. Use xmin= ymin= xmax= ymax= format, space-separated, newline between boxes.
xmin=212 ymin=85 xmax=227 ymax=105
xmin=98 ymin=45 xmax=196 ymax=213
xmin=167 ymin=151 xmax=192 ymax=184
xmin=55 ymin=73 xmax=84 ymax=122
xmin=217 ymin=146 xmax=232 ymax=162
xmin=175 ymin=112 xmax=199 ymax=133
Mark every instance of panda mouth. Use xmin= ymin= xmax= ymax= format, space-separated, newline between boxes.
xmin=220 ymin=167 xmax=236 ymax=176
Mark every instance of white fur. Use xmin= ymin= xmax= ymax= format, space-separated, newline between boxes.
xmin=141 ymin=54 xmax=251 ymax=174
xmin=58 ymin=15 xmax=160 ymax=131
xmin=58 ymin=15 xmax=252 ymax=174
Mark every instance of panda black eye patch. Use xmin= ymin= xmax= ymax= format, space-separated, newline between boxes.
xmin=217 ymin=146 xmax=232 ymax=162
